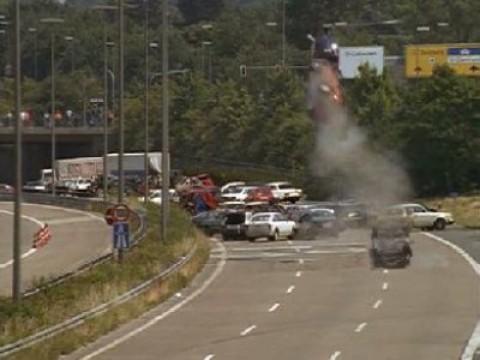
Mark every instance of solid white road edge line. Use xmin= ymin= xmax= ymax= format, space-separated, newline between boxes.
xmin=203 ymin=354 xmax=215 ymax=360
xmin=79 ymin=240 xmax=228 ymax=360
xmin=240 ymin=325 xmax=257 ymax=336
xmin=268 ymin=303 xmax=280 ymax=313
xmin=0 ymin=248 xmax=37 ymax=269
xmin=21 ymin=202 xmax=104 ymax=222
xmin=286 ymin=285 xmax=295 ymax=294
xmin=382 ymin=282 xmax=389 ymax=291
xmin=423 ymin=232 xmax=480 ymax=360
xmin=355 ymin=322 xmax=368 ymax=333
xmin=329 ymin=350 xmax=341 ymax=360
xmin=373 ymin=299 xmax=383 ymax=309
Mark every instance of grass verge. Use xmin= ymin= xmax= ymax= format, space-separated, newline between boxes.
xmin=423 ymin=195 xmax=480 ymax=228
xmin=0 ymin=203 xmax=209 ymax=360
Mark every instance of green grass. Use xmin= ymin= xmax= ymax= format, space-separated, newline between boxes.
xmin=423 ymin=195 xmax=480 ymax=228
xmin=0 ymin=203 xmax=209 ymax=360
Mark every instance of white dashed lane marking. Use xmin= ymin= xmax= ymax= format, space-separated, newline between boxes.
xmin=329 ymin=350 xmax=342 ymax=360
xmin=382 ymin=282 xmax=389 ymax=291
xmin=268 ymin=303 xmax=280 ymax=313
xmin=203 ymin=355 xmax=215 ymax=360
xmin=286 ymin=285 xmax=295 ymax=294
xmin=240 ymin=325 xmax=257 ymax=337
xmin=373 ymin=299 xmax=383 ymax=309
xmin=354 ymin=322 xmax=368 ymax=333
xmin=295 ymin=271 xmax=302 ymax=277
xmin=299 ymin=258 xmax=304 ymax=265
xmin=383 ymin=269 xmax=389 ymax=274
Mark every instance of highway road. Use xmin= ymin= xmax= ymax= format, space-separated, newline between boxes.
xmin=67 ymin=228 xmax=480 ymax=360
xmin=0 ymin=202 xmax=111 ymax=297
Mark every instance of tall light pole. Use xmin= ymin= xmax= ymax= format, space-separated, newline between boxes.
xmin=28 ymin=27 xmax=38 ymax=80
xmin=64 ymin=35 xmax=74 ymax=73
xmin=143 ymin=0 xmax=150 ymax=205
xmin=93 ymin=5 xmax=117 ymax=203
xmin=161 ymin=0 xmax=169 ymax=241
xmin=118 ymin=0 xmax=125 ymax=204
xmin=281 ymin=0 xmax=286 ymax=67
xmin=40 ymin=17 xmax=64 ymax=197
xmin=13 ymin=0 xmax=22 ymax=303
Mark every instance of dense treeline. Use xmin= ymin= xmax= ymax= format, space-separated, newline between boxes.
xmin=0 ymin=0 xmax=479 ymax=196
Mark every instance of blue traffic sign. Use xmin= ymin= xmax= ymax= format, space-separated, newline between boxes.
xmin=113 ymin=222 xmax=130 ymax=249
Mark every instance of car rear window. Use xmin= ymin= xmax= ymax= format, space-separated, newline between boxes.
xmin=225 ymin=213 xmax=246 ymax=225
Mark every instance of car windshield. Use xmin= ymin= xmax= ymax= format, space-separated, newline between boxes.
xmin=252 ymin=215 xmax=271 ymax=222
xmin=278 ymin=183 xmax=293 ymax=189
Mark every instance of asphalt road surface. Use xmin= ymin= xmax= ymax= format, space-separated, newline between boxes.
xmin=0 ymin=202 xmax=110 ymax=296
xmin=68 ymin=228 xmax=479 ymax=360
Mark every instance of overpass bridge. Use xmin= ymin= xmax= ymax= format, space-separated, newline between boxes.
xmin=0 ymin=125 xmax=114 ymax=184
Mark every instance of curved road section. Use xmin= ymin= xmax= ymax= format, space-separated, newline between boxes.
xmin=0 ymin=202 xmax=110 ymax=297
xmin=69 ymin=230 xmax=478 ymax=360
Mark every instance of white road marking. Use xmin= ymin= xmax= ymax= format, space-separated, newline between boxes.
xmin=0 ymin=248 xmax=37 ymax=269
xmin=268 ymin=303 xmax=280 ymax=312
xmin=46 ymin=216 xmax=98 ymax=225
xmin=355 ymin=322 xmax=368 ymax=333
xmin=79 ymin=240 xmax=228 ymax=360
xmin=423 ymin=232 xmax=480 ymax=360
xmin=0 ymin=209 xmax=43 ymax=270
xmin=383 ymin=269 xmax=389 ymax=274
xmin=329 ymin=350 xmax=341 ymax=360
xmin=20 ymin=202 xmax=104 ymax=222
xmin=286 ymin=285 xmax=295 ymax=294
xmin=373 ymin=299 xmax=383 ymax=309
xmin=287 ymin=240 xmax=293 ymax=245
xmin=204 ymin=355 xmax=215 ymax=360
xmin=382 ymin=282 xmax=389 ymax=291
xmin=231 ymin=245 xmax=312 ymax=251
xmin=299 ymin=258 xmax=304 ymax=265
xmin=295 ymin=271 xmax=302 ymax=277
xmin=304 ymin=248 xmax=367 ymax=254
xmin=240 ymin=325 xmax=257 ymax=336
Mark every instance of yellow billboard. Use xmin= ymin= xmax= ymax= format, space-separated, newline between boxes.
xmin=405 ymin=44 xmax=480 ymax=78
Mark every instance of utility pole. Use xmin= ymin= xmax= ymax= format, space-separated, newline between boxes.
xmin=103 ymin=24 xmax=109 ymax=202
xmin=281 ymin=0 xmax=286 ymax=67
xmin=144 ymin=0 xmax=150 ymax=205
xmin=161 ymin=0 xmax=169 ymax=241
xmin=118 ymin=0 xmax=125 ymax=204
xmin=13 ymin=0 xmax=22 ymax=303
xmin=50 ymin=32 xmax=56 ymax=196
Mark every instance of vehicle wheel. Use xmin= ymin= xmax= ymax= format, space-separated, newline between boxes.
xmin=287 ymin=229 xmax=298 ymax=240
xmin=434 ymin=218 xmax=446 ymax=231
xmin=248 ymin=237 xmax=256 ymax=242
xmin=269 ymin=230 xmax=279 ymax=242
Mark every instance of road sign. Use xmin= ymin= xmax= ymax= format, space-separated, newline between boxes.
xmin=113 ymin=222 xmax=130 ymax=249
xmin=405 ymin=43 xmax=480 ymax=77
xmin=105 ymin=203 xmax=131 ymax=226
xmin=339 ymin=46 xmax=384 ymax=79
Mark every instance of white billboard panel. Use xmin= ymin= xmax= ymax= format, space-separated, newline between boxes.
xmin=339 ymin=46 xmax=384 ymax=79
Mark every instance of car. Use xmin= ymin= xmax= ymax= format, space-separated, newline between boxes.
xmin=245 ymin=186 xmax=275 ymax=203
xmin=220 ymin=181 xmax=245 ymax=194
xmin=391 ymin=203 xmax=454 ymax=230
xmin=138 ymin=190 xmax=163 ymax=205
xmin=245 ymin=212 xmax=297 ymax=242
xmin=23 ymin=180 xmax=48 ymax=193
xmin=297 ymin=208 xmax=340 ymax=238
xmin=370 ymin=222 xmax=412 ymax=268
xmin=266 ymin=182 xmax=303 ymax=203
xmin=192 ymin=211 xmax=225 ymax=236
xmin=221 ymin=186 xmax=257 ymax=202
xmin=218 ymin=201 xmax=246 ymax=212
xmin=222 ymin=211 xmax=248 ymax=240
xmin=0 ymin=184 xmax=14 ymax=194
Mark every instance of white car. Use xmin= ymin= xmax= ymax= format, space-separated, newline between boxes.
xmin=246 ymin=212 xmax=297 ymax=241
xmin=221 ymin=181 xmax=245 ymax=194
xmin=221 ymin=186 xmax=257 ymax=202
xmin=391 ymin=203 xmax=454 ymax=230
xmin=267 ymin=182 xmax=303 ymax=203
xmin=68 ymin=178 xmax=92 ymax=192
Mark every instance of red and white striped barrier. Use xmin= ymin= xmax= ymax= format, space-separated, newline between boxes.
xmin=33 ymin=224 xmax=52 ymax=249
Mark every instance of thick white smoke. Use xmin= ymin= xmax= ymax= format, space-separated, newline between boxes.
xmin=309 ymin=68 xmax=411 ymax=207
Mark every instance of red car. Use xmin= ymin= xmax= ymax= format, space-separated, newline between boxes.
xmin=246 ymin=186 xmax=275 ymax=203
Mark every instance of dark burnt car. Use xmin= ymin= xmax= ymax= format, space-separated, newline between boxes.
xmin=192 ymin=211 xmax=225 ymax=236
xmin=298 ymin=208 xmax=340 ymax=238
xmin=370 ymin=222 xmax=412 ymax=268
xmin=221 ymin=211 xmax=247 ymax=240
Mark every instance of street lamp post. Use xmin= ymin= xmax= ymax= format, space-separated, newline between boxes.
xmin=144 ymin=0 xmax=150 ymax=205
xmin=28 ymin=27 xmax=38 ymax=80
xmin=13 ymin=0 xmax=22 ymax=303
xmin=161 ymin=0 xmax=169 ymax=241
xmin=40 ymin=17 xmax=64 ymax=197
xmin=64 ymin=35 xmax=74 ymax=73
